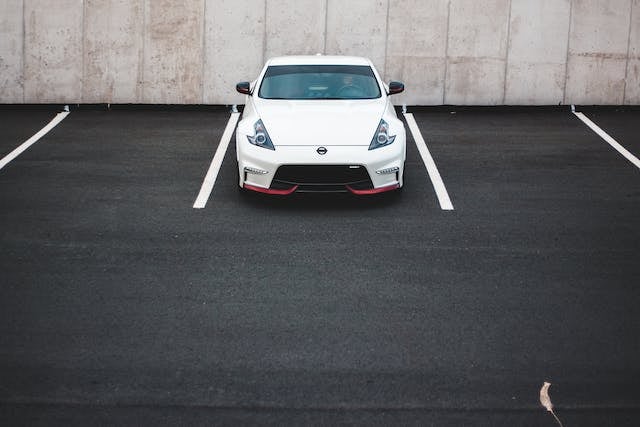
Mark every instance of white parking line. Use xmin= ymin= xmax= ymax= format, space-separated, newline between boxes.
xmin=193 ymin=111 xmax=241 ymax=209
xmin=0 ymin=109 xmax=70 ymax=171
xmin=403 ymin=112 xmax=454 ymax=210
xmin=572 ymin=109 xmax=640 ymax=170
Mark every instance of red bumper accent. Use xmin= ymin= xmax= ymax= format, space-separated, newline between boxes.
xmin=346 ymin=184 xmax=400 ymax=195
xmin=244 ymin=183 xmax=298 ymax=195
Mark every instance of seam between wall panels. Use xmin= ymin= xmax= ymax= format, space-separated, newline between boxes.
xmin=562 ymin=0 xmax=573 ymax=105
xmin=323 ymin=0 xmax=328 ymax=54
xmin=383 ymin=0 xmax=390 ymax=79
xmin=141 ymin=0 xmax=147 ymax=103
xmin=22 ymin=0 xmax=25 ymax=103
xmin=442 ymin=0 xmax=451 ymax=104
xmin=201 ymin=0 xmax=206 ymax=104
xmin=623 ymin=0 xmax=634 ymax=104
xmin=82 ymin=0 xmax=86 ymax=103
xmin=502 ymin=0 xmax=512 ymax=104
xmin=262 ymin=0 xmax=267 ymax=64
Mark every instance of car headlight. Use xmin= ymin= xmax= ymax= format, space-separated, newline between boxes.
xmin=368 ymin=119 xmax=396 ymax=150
xmin=247 ymin=119 xmax=275 ymax=150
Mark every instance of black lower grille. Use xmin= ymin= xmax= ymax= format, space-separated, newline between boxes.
xmin=271 ymin=165 xmax=373 ymax=192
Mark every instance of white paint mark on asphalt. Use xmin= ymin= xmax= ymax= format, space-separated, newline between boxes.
xmin=573 ymin=110 xmax=640 ymax=170
xmin=193 ymin=111 xmax=241 ymax=209
xmin=403 ymin=112 xmax=454 ymax=210
xmin=0 ymin=109 xmax=70 ymax=171
xmin=540 ymin=382 xmax=564 ymax=427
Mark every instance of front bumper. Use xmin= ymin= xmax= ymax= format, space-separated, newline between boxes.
xmin=236 ymin=140 xmax=405 ymax=194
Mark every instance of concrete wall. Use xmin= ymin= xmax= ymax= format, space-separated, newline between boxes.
xmin=1 ymin=0 xmax=638 ymax=105
xmin=505 ymin=0 xmax=571 ymax=104
xmin=83 ymin=0 xmax=144 ymax=103
xmin=0 ymin=1 xmax=24 ymax=103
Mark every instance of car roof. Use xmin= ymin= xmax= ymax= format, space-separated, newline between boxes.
xmin=266 ymin=55 xmax=374 ymax=67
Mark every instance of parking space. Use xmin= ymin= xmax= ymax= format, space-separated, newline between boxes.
xmin=0 ymin=109 xmax=63 ymax=159
xmin=413 ymin=108 xmax=639 ymax=210
xmin=1 ymin=107 xmax=639 ymax=425
xmin=574 ymin=108 xmax=640 ymax=163
xmin=574 ymin=110 xmax=640 ymax=169
xmin=1 ymin=109 xmax=225 ymax=208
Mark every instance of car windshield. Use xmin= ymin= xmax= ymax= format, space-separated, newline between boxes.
xmin=258 ymin=65 xmax=382 ymax=100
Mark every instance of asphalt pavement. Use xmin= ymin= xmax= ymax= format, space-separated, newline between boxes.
xmin=1 ymin=105 xmax=639 ymax=426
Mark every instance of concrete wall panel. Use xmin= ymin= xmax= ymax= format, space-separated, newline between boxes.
xmin=326 ymin=0 xmax=388 ymax=71
xmin=566 ymin=56 xmax=627 ymax=104
xmin=625 ymin=0 xmax=640 ymax=104
xmin=24 ymin=0 xmax=83 ymax=103
xmin=204 ymin=0 xmax=265 ymax=105
xmin=565 ymin=0 xmax=632 ymax=104
xmin=83 ymin=0 xmax=144 ymax=103
xmin=506 ymin=63 xmax=567 ymax=105
xmin=447 ymin=0 xmax=510 ymax=59
xmin=265 ymin=0 xmax=326 ymax=59
xmin=445 ymin=0 xmax=510 ymax=105
xmin=143 ymin=0 xmax=204 ymax=104
xmin=445 ymin=58 xmax=506 ymax=105
xmin=508 ymin=0 xmax=570 ymax=63
xmin=505 ymin=0 xmax=570 ymax=104
xmin=385 ymin=0 xmax=448 ymax=104
xmin=387 ymin=57 xmax=446 ymax=105
xmin=570 ymin=0 xmax=632 ymax=54
xmin=0 ymin=1 xmax=24 ymax=103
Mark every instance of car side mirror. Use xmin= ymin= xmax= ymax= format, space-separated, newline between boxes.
xmin=388 ymin=81 xmax=404 ymax=95
xmin=236 ymin=82 xmax=251 ymax=95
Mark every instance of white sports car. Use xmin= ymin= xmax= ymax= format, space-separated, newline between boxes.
xmin=235 ymin=55 xmax=406 ymax=195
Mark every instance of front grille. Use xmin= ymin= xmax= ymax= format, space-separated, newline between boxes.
xmin=271 ymin=165 xmax=373 ymax=192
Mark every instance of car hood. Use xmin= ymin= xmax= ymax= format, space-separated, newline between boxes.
xmin=254 ymin=99 xmax=386 ymax=147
